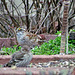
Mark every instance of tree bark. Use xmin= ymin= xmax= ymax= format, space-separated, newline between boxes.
xmin=60 ymin=0 xmax=70 ymax=54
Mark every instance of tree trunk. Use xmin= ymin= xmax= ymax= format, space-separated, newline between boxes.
xmin=60 ymin=0 xmax=70 ymax=54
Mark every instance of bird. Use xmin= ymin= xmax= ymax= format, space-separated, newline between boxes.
xmin=3 ymin=45 xmax=33 ymax=67
xmin=3 ymin=27 xmax=34 ymax=67
xmin=16 ymin=27 xmax=41 ymax=48
xmin=3 ymin=27 xmax=45 ymax=67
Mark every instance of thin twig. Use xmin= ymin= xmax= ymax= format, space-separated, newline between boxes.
xmin=35 ymin=3 xmax=61 ymax=34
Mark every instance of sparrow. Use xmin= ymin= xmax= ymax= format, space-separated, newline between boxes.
xmin=3 ymin=27 xmax=45 ymax=67
xmin=16 ymin=27 xmax=41 ymax=48
xmin=3 ymin=27 xmax=34 ymax=67
xmin=3 ymin=45 xmax=33 ymax=67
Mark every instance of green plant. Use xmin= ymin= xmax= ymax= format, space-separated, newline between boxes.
xmin=69 ymin=40 xmax=75 ymax=44
xmin=32 ymin=37 xmax=61 ymax=55
xmin=68 ymin=43 xmax=75 ymax=54
xmin=55 ymin=31 xmax=62 ymax=35
xmin=32 ymin=36 xmax=75 ymax=55
xmin=0 ymin=65 xmax=2 ymax=68
xmin=0 ymin=36 xmax=75 ymax=55
xmin=1 ymin=45 xmax=21 ymax=55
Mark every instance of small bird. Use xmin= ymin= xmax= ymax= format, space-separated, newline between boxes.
xmin=16 ymin=27 xmax=41 ymax=48
xmin=3 ymin=27 xmax=45 ymax=67
xmin=3 ymin=45 xmax=33 ymax=67
xmin=16 ymin=27 xmax=32 ymax=46
xmin=3 ymin=27 xmax=34 ymax=67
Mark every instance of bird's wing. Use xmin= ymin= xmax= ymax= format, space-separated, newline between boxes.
xmin=12 ymin=51 xmax=26 ymax=61
xmin=15 ymin=52 xmax=33 ymax=67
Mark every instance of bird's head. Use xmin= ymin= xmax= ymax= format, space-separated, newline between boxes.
xmin=16 ymin=27 xmax=26 ymax=37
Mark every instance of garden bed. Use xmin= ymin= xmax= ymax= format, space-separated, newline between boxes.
xmin=0 ymin=55 xmax=75 ymax=75
xmin=0 ymin=34 xmax=75 ymax=75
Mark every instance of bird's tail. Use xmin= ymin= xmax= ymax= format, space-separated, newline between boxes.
xmin=3 ymin=60 xmax=15 ymax=67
